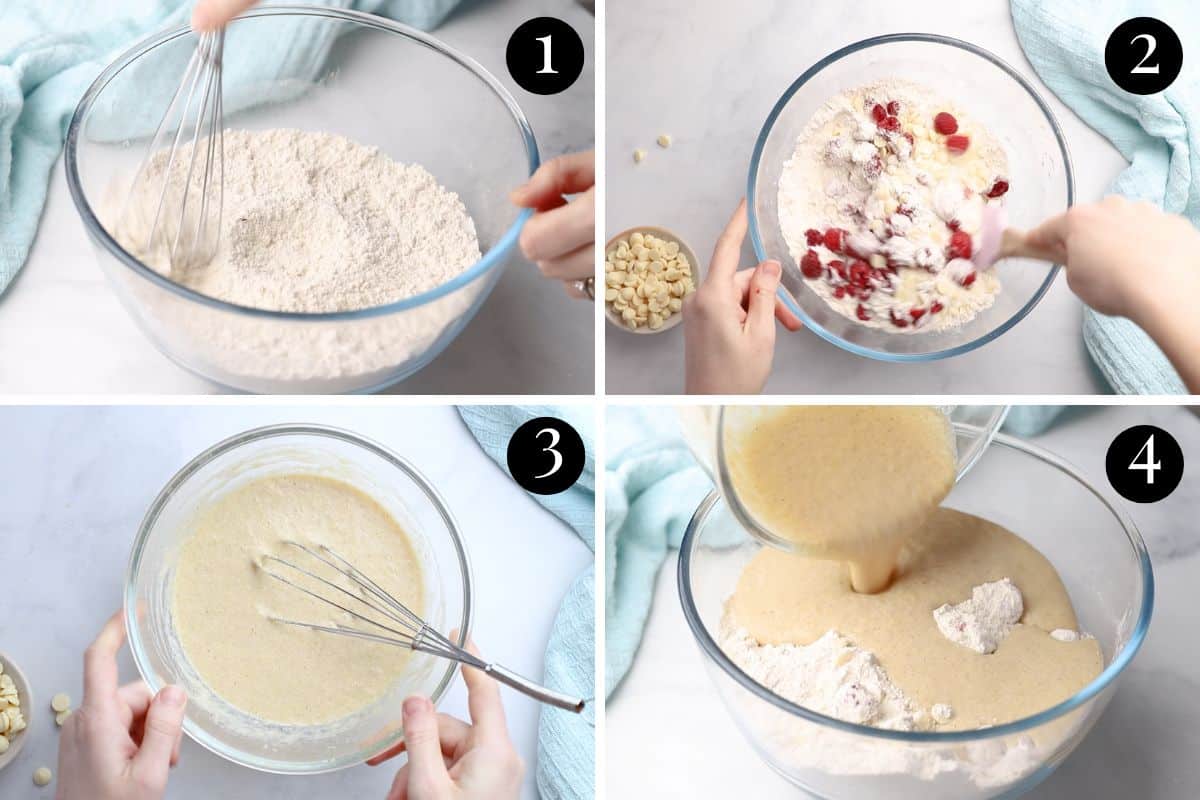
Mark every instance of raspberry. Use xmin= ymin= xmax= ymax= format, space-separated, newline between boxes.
xmin=871 ymin=103 xmax=887 ymax=124
xmin=848 ymin=260 xmax=871 ymax=287
xmin=863 ymin=155 xmax=883 ymax=179
xmin=805 ymin=228 xmax=823 ymax=246
xmin=947 ymin=219 xmax=961 ymax=231
xmin=887 ymin=100 xmax=901 ymax=116
xmin=962 ymin=271 xmax=977 ymax=287
xmin=858 ymin=288 xmax=873 ymax=301
xmin=800 ymin=249 xmax=823 ymax=279
xmin=910 ymin=307 xmax=926 ymax=321
xmin=823 ymin=228 xmax=846 ymax=252
xmin=934 ymin=112 xmax=958 ymax=135
xmin=890 ymin=311 xmax=909 ymax=328
xmin=833 ymin=286 xmax=846 ymax=299
xmin=856 ymin=304 xmax=871 ymax=321
xmin=931 ymin=301 xmax=944 ymax=314
xmin=948 ymin=231 xmax=972 ymax=260
xmin=987 ymin=179 xmax=1010 ymax=198
xmin=946 ymin=134 xmax=970 ymax=154
xmin=829 ymin=259 xmax=847 ymax=281
xmin=879 ymin=116 xmax=900 ymax=132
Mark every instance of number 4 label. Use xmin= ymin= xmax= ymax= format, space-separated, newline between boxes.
xmin=1129 ymin=434 xmax=1162 ymax=483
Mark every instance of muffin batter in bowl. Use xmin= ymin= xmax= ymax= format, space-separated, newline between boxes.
xmin=172 ymin=473 xmax=424 ymax=726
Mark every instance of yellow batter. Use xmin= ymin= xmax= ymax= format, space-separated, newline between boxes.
xmin=728 ymin=508 xmax=1102 ymax=730
xmin=172 ymin=474 xmax=424 ymax=726
xmin=725 ymin=405 xmax=956 ymax=592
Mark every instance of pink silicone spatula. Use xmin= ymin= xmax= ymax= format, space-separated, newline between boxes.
xmin=975 ymin=206 xmax=1064 ymax=268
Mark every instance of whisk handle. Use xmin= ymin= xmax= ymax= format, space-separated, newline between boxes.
xmin=482 ymin=664 xmax=586 ymax=713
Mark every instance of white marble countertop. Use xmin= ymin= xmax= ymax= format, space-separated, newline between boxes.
xmin=606 ymin=405 xmax=1200 ymax=798
xmin=0 ymin=0 xmax=594 ymax=395
xmin=0 ymin=405 xmax=592 ymax=799
xmin=605 ymin=0 xmax=1121 ymax=394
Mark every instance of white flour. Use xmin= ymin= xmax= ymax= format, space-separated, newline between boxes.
xmin=777 ymin=79 xmax=1009 ymax=333
xmin=107 ymin=129 xmax=483 ymax=390
xmin=933 ymin=578 xmax=1024 ymax=654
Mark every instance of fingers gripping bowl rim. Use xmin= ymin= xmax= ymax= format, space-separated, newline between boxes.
xmin=124 ymin=424 xmax=474 ymax=774
xmin=65 ymin=6 xmax=539 ymax=392
xmin=747 ymin=33 xmax=1073 ymax=362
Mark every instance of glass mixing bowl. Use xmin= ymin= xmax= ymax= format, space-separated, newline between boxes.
xmin=66 ymin=7 xmax=537 ymax=394
xmin=748 ymin=34 xmax=1072 ymax=361
xmin=124 ymin=424 xmax=472 ymax=774
xmin=679 ymin=405 xmax=1009 ymax=553
xmin=679 ymin=428 xmax=1152 ymax=799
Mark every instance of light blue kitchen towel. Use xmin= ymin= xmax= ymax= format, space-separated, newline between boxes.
xmin=0 ymin=0 xmax=464 ymax=294
xmin=458 ymin=406 xmax=595 ymax=800
xmin=1011 ymin=0 xmax=1196 ymax=394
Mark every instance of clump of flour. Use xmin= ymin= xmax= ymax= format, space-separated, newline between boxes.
xmin=933 ymin=578 xmax=1024 ymax=654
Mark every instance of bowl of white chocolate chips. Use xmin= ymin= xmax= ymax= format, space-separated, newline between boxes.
xmin=604 ymin=228 xmax=698 ymax=333
xmin=0 ymin=653 xmax=31 ymax=770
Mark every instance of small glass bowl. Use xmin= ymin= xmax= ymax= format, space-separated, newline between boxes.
xmin=748 ymin=34 xmax=1072 ymax=361
xmin=678 ymin=428 xmax=1152 ymax=799
xmin=124 ymin=424 xmax=473 ymax=774
xmin=67 ymin=7 xmax=538 ymax=393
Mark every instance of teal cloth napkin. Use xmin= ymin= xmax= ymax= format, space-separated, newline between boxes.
xmin=604 ymin=408 xmax=719 ymax=696
xmin=1011 ymin=0 xmax=1196 ymax=394
xmin=457 ymin=406 xmax=595 ymax=800
xmin=0 ymin=0 xmax=463 ymax=294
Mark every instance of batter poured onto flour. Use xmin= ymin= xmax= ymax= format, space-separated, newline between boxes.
xmin=172 ymin=474 xmax=424 ymax=725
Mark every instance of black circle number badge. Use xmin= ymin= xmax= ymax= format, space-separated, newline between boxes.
xmin=507 ymin=416 xmax=586 ymax=495
xmin=1105 ymin=425 xmax=1184 ymax=503
xmin=1105 ymin=17 xmax=1183 ymax=95
xmin=506 ymin=17 xmax=585 ymax=95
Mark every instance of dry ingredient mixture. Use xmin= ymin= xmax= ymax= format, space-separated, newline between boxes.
xmin=117 ymin=129 xmax=481 ymax=313
xmin=778 ymin=80 xmax=1010 ymax=332
xmin=716 ymin=405 xmax=1102 ymax=782
xmin=172 ymin=473 xmax=424 ymax=726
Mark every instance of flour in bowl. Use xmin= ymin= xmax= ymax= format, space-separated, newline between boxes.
xmin=117 ymin=128 xmax=481 ymax=313
xmin=778 ymin=79 xmax=1010 ymax=332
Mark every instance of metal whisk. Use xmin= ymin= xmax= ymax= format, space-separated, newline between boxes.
xmin=256 ymin=541 xmax=586 ymax=713
xmin=122 ymin=28 xmax=225 ymax=271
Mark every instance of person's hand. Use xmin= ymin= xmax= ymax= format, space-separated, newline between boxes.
xmin=1025 ymin=195 xmax=1200 ymax=391
xmin=511 ymin=151 xmax=596 ymax=299
xmin=683 ymin=199 xmax=803 ymax=394
xmin=192 ymin=0 xmax=258 ymax=31
xmin=56 ymin=611 xmax=188 ymax=800
xmin=368 ymin=640 xmax=523 ymax=800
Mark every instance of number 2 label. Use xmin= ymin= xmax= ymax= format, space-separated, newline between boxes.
xmin=1130 ymin=33 xmax=1160 ymax=74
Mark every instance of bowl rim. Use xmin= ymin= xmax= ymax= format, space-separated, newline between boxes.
xmin=746 ymin=32 xmax=1074 ymax=362
xmin=65 ymin=5 xmax=539 ymax=322
xmin=677 ymin=428 xmax=1154 ymax=743
xmin=124 ymin=422 xmax=474 ymax=774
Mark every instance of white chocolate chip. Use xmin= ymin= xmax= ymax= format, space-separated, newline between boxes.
xmin=33 ymin=767 xmax=53 ymax=787
xmin=633 ymin=148 xmax=647 ymax=163
xmin=51 ymin=693 xmax=70 ymax=713
xmin=656 ymin=134 xmax=672 ymax=148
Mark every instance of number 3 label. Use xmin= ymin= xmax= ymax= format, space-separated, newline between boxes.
xmin=507 ymin=417 xmax=586 ymax=495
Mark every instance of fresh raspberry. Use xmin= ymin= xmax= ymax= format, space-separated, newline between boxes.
xmin=823 ymin=228 xmax=846 ymax=252
xmin=863 ymin=155 xmax=883 ymax=179
xmin=871 ymin=103 xmax=887 ymax=124
xmin=833 ymin=286 xmax=846 ymax=299
xmin=931 ymin=301 xmax=945 ymax=314
xmin=934 ymin=112 xmax=958 ymax=135
xmin=948 ymin=230 xmax=972 ymax=260
xmin=887 ymin=100 xmax=901 ymax=116
xmin=856 ymin=304 xmax=871 ymax=321
xmin=947 ymin=219 xmax=961 ymax=231
xmin=805 ymin=228 xmax=823 ymax=246
xmin=962 ymin=271 xmax=977 ymax=287
xmin=879 ymin=116 xmax=901 ymax=132
xmin=987 ymin=179 xmax=1010 ymax=198
xmin=890 ymin=311 xmax=909 ymax=328
xmin=800 ymin=249 xmax=823 ymax=279
xmin=848 ymin=260 xmax=871 ymax=287
xmin=946 ymin=134 xmax=970 ymax=154
xmin=910 ymin=307 xmax=926 ymax=321
xmin=858 ymin=288 xmax=873 ymax=301
xmin=829 ymin=260 xmax=847 ymax=281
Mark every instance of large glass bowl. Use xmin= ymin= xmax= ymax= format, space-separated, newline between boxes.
xmin=124 ymin=424 xmax=473 ymax=774
xmin=679 ymin=428 xmax=1152 ymax=799
xmin=748 ymin=34 xmax=1072 ymax=361
xmin=66 ymin=7 xmax=537 ymax=394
